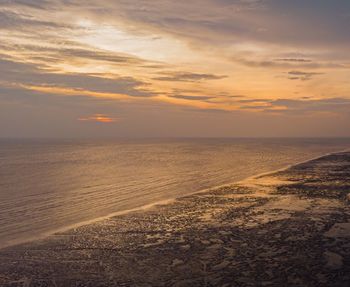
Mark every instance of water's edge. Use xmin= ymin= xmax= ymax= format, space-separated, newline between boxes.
xmin=2 ymin=147 xmax=349 ymax=250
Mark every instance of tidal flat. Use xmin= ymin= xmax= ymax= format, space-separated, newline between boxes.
xmin=1 ymin=152 xmax=350 ymax=286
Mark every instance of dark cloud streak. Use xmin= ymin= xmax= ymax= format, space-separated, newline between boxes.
xmin=153 ymin=72 xmax=227 ymax=82
xmin=0 ymin=58 xmax=155 ymax=97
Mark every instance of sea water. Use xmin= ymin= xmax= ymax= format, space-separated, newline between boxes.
xmin=0 ymin=138 xmax=349 ymax=248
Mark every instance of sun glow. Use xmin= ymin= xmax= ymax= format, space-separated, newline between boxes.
xmin=74 ymin=20 xmax=194 ymax=63
xmin=78 ymin=114 xmax=117 ymax=123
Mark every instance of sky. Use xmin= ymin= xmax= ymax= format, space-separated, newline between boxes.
xmin=1 ymin=0 xmax=350 ymax=138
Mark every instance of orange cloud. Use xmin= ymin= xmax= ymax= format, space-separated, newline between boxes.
xmin=78 ymin=114 xmax=118 ymax=123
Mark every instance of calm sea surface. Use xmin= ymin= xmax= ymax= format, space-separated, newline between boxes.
xmin=0 ymin=138 xmax=350 ymax=248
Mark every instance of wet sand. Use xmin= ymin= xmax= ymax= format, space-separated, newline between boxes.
xmin=1 ymin=152 xmax=350 ymax=286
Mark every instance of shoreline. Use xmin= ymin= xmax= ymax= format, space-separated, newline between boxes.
xmin=1 ymin=150 xmax=350 ymax=286
xmin=1 ymin=147 xmax=349 ymax=251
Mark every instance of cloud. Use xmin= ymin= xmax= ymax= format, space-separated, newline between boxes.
xmin=153 ymin=72 xmax=227 ymax=82
xmin=0 ymin=0 xmax=52 ymax=9
xmin=275 ymin=58 xmax=312 ymax=63
xmin=59 ymin=48 xmax=145 ymax=65
xmin=169 ymin=95 xmax=214 ymax=101
xmin=238 ymin=98 xmax=271 ymax=103
xmin=287 ymin=70 xmax=324 ymax=81
xmin=68 ymin=0 xmax=350 ymax=49
xmin=273 ymin=97 xmax=350 ymax=108
xmin=78 ymin=114 xmax=117 ymax=123
xmin=0 ymin=40 xmax=163 ymax=73
xmin=261 ymin=97 xmax=350 ymax=115
xmin=1 ymin=0 xmax=350 ymax=138
xmin=231 ymin=55 xmax=347 ymax=70
xmin=0 ymin=9 xmax=73 ymax=31
xmin=3 ymin=0 xmax=350 ymax=56
xmin=0 ymin=58 xmax=155 ymax=97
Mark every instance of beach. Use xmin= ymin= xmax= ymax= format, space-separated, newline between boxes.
xmin=0 ymin=151 xmax=350 ymax=286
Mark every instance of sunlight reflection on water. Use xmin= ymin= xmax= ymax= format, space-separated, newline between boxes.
xmin=0 ymin=138 xmax=349 ymax=248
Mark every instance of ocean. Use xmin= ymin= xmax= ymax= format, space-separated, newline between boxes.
xmin=0 ymin=138 xmax=349 ymax=248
